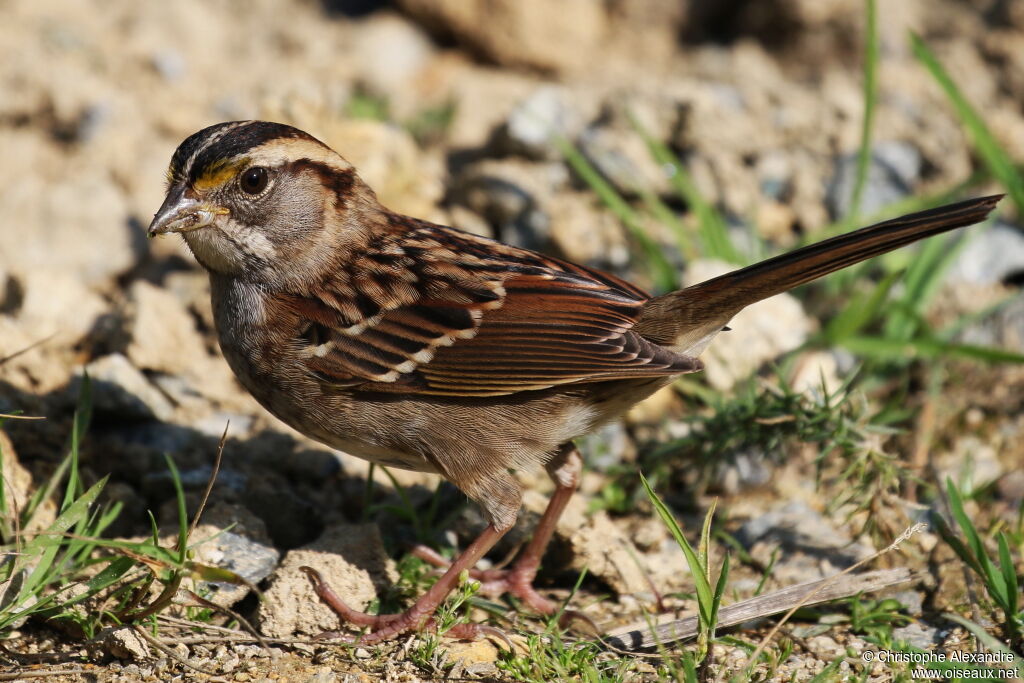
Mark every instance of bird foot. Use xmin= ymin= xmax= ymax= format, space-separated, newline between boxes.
xmin=409 ymin=546 xmax=597 ymax=633
xmin=300 ymin=565 xmax=513 ymax=646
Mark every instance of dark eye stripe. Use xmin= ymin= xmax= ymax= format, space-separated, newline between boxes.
xmin=173 ymin=121 xmax=321 ymax=185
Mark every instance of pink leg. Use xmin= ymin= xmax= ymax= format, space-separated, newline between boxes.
xmin=481 ymin=446 xmax=589 ymax=621
xmin=411 ymin=445 xmax=593 ymax=627
xmin=303 ymin=524 xmax=509 ymax=643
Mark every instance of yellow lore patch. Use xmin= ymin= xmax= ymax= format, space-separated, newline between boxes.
xmin=193 ymin=159 xmax=248 ymax=191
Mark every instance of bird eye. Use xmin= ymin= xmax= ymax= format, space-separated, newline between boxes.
xmin=240 ymin=166 xmax=269 ymax=195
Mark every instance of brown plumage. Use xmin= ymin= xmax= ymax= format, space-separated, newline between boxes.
xmin=148 ymin=120 xmax=1001 ymax=643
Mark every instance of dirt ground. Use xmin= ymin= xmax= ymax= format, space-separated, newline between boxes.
xmin=1 ymin=0 xmax=1023 ymax=681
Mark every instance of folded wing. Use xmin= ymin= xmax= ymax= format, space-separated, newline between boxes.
xmin=281 ymin=220 xmax=701 ymax=397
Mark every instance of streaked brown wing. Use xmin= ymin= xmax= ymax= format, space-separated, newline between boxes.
xmin=413 ymin=274 xmax=700 ymax=396
xmin=283 ymin=220 xmax=701 ymax=396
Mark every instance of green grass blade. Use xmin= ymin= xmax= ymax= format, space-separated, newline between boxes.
xmin=839 ymin=336 xmax=1024 ymax=364
xmin=807 ymin=659 xmax=843 ymax=683
xmin=557 ymin=137 xmax=679 ymax=291
xmin=944 ymin=478 xmax=1012 ymax=609
xmin=19 ymin=476 xmax=107 ymax=599
xmin=933 ymin=512 xmax=985 ymax=578
xmin=72 ymin=556 xmax=137 ymax=605
xmin=639 ymin=473 xmax=714 ymax=626
xmin=711 ymin=551 xmax=730 ymax=632
xmin=847 ymin=0 xmax=879 ymax=221
xmin=942 ymin=614 xmax=1024 ymax=671
xmin=884 ymin=232 xmax=967 ymax=341
xmin=823 ymin=269 xmax=902 ymax=343
xmin=911 ymin=32 xmax=1024 ymax=214
xmin=698 ymin=498 xmax=716 ymax=581
xmin=947 ymin=478 xmax=987 ymax=559
xmin=636 ymin=184 xmax=699 ymax=262
xmin=162 ymin=455 xmax=189 ymax=564
xmin=640 ymin=133 xmax=743 ymax=265
xmin=996 ymin=533 xmax=1018 ymax=616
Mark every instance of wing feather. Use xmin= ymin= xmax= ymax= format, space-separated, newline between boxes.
xmin=281 ymin=217 xmax=701 ymax=395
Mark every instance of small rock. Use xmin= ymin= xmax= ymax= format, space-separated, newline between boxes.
xmin=710 ymin=448 xmax=774 ymax=495
xmin=351 ymin=14 xmax=434 ymax=106
xmin=893 ymin=622 xmax=942 ymax=649
xmin=465 ymin=661 xmax=499 ymax=677
xmin=945 ymin=221 xmax=1024 ymax=287
xmin=188 ymin=504 xmax=280 ymax=608
xmin=91 ymin=626 xmax=152 ymax=661
xmin=568 ymin=512 xmax=652 ymax=597
xmin=447 ymin=639 xmax=499 ymax=666
xmin=997 ymin=469 xmax=1024 ymax=506
xmin=317 ymin=119 xmax=443 ymax=219
xmin=0 ymin=429 xmax=55 ymax=535
xmin=257 ymin=523 xmax=398 ymax=638
xmin=755 ymin=200 xmax=798 ymax=244
xmin=625 ymin=385 xmax=682 ymax=425
xmin=519 ymin=490 xmax=651 ymax=597
xmin=495 ymin=86 xmax=585 ymax=160
xmin=738 ymin=501 xmax=873 ymax=566
xmin=891 ymin=589 xmax=924 ymax=617
xmin=756 ymin=150 xmax=794 ymax=201
xmin=192 ymin=412 xmax=255 ymax=439
xmin=307 ymin=670 xmax=338 ymax=683
xmin=577 ymin=123 xmax=671 ymax=197
xmin=446 ymin=205 xmax=493 ymax=239
xmin=806 ymin=634 xmax=844 ymax=660
xmin=956 ymin=290 xmax=1024 ymax=352
xmin=125 ymin=280 xmax=209 ymax=378
xmin=827 ymin=141 xmax=922 ymax=218
xmin=449 ymin=159 xmax=567 ymax=250
xmin=76 ymin=353 xmax=174 ymax=422
xmin=575 ymin=422 xmax=633 ymax=471
xmin=789 ymin=350 xmax=843 ymax=398
xmin=546 ymin=191 xmax=630 ymax=268
xmin=397 ymin=0 xmax=607 ymax=73
xmin=123 ymin=280 xmax=246 ymax=407
xmin=935 ymin=435 xmax=1003 ymax=494
xmin=0 ymin=170 xmax=140 ymax=287
xmin=150 ymin=49 xmax=186 ymax=82
xmin=628 ymin=515 xmax=668 ymax=553
xmin=5 ymin=267 xmax=108 ymax=344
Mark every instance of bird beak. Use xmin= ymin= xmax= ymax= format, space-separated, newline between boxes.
xmin=147 ymin=188 xmax=228 ymax=237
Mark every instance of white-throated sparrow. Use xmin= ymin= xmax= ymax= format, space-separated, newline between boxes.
xmin=149 ymin=120 xmax=1000 ymax=643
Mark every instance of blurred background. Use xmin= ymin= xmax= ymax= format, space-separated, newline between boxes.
xmin=1 ymin=0 xmax=1023 ymax=674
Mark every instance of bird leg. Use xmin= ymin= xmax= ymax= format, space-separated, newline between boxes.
xmin=412 ymin=444 xmax=592 ymax=627
xmin=303 ymin=523 xmax=509 ymax=644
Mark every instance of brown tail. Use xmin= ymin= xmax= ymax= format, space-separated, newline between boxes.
xmin=636 ymin=194 xmax=1003 ymax=351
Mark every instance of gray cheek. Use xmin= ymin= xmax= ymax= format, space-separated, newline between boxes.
xmin=268 ymin=189 xmax=323 ymax=239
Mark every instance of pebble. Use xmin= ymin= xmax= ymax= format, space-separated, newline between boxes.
xmin=892 ymin=622 xmax=942 ymax=649
xmin=946 ymin=220 xmax=1024 ymax=287
xmin=498 ymin=86 xmax=584 ymax=159
xmin=826 ymin=141 xmax=922 ymax=218
xmin=76 ymin=353 xmax=174 ymax=422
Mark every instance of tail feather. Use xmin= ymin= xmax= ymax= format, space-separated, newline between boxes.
xmin=636 ymin=194 xmax=1003 ymax=352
